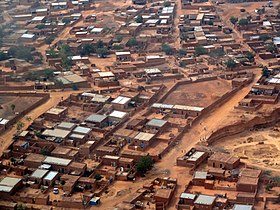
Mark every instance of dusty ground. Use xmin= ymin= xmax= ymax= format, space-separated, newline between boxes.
xmin=0 ymin=96 xmax=42 ymax=119
xmin=163 ymin=79 xmax=232 ymax=107
xmin=99 ymin=68 xmax=261 ymax=209
xmin=213 ymin=123 xmax=280 ymax=172
xmin=0 ymin=89 xmax=91 ymax=156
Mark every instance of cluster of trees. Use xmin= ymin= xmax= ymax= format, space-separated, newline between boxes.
xmin=23 ymin=69 xmax=55 ymax=81
xmin=224 ymin=58 xmax=237 ymax=69
xmin=79 ymin=40 xmax=109 ymax=58
xmin=194 ymin=46 xmax=207 ymax=57
xmin=136 ymin=155 xmax=154 ymax=175
xmin=230 ymin=16 xmax=250 ymax=26
xmin=8 ymin=45 xmax=35 ymax=61
xmin=0 ymin=44 xmax=36 ymax=62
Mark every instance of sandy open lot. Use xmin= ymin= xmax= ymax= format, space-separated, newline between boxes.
xmin=0 ymin=96 xmax=42 ymax=119
xmin=213 ymin=123 xmax=280 ymax=172
xmin=163 ymin=79 xmax=232 ymax=107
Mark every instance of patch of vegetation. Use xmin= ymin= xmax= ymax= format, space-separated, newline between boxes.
xmin=136 ymin=155 xmax=154 ymax=175
xmin=194 ymin=46 xmax=207 ymax=57
xmin=162 ymin=43 xmax=173 ymax=55
xmin=209 ymin=48 xmax=225 ymax=58
xmin=8 ymin=45 xmax=34 ymax=61
xmin=224 ymin=58 xmax=237 ymax=69
xmin=230 ymin=16 xmax=238 ymax=25
xmin=135 ymin=15 xmax=143 ymax=23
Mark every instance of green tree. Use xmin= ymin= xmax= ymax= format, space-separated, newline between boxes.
xmin=25 ymin=116 xmax=32 ymax=122
xmin=72 ymin=83 xmax=79 ymax=90
xmin=259 ymin=35 xmax=270 ymax=41
xmin=238 ymin=18 xmax=249 ymax=26
xmin=45 ymin=35 xmax=55 ymax=45
xmin=80 ymin=44 xmax=96 ymax=56
xmin=8 ymin=45 xmax=33 ymax=61
xmin=40 ymin=148 xmax=50 ymax=156
xmin=59 ymin=44 xmax=73 ymax=69
xmin=16 ymin=203 xmax=26 ymax=210
xmin=112 ymin=44 xmax=123 ymax=50
xmin=136 ymin=156 xmax=154 ymax=175
xmin=55 ymin=79 xmax=64 ymax=89
xmin=245 ymin=52 xmax=255 ymax=62
xmin=96 ymin=47 xmax=109 ymax=58
xmin=0 ymin=51 xmax=9 ymax=61
xmin=262 ymin=66 xmax=269 ymax=78
xmin=47 ymin=48 xmax=58 ymax=58
xmin=208 ymin=20 xmax=214 ymax=25
xmin=96 ymin=40 xmax=104 ymax=49
xmin=224 ymin=58 xmax=237 ymax=69
xmin=163 ymin=1 xmax=171 ymax=7
xmin=115 ymin=35 xmax=123 ymax=42
xmin=267 ymin=43 xmax=277 ymax=53
xmin=209 ymin=48 xmax=225 ymax=58
xmin=178 ymin=48 xmax=187 ymax=57
xmin=194 ymin=46 xmax=207 ymax=57
xmin=36 ymin=24 xmax=45 ymax=29
xmin=127 ymin=38 xmax=139 ymax=47
xmin=94 ymin=174 xmax=103 ymax=181
xmin=10 ymin=104 xmax=16 ymax=113
xmin=230 ymin=16 xmax=238 ymax=25
xmin=162 ymin=43 xmax=173 ymax=55
xmin=135 ymin=15 xmax=143 ymax=23
xmin=62 ymin=17 xmax=71 ymax=24
xmin=16 ymin=121 xmax=25 ymax=131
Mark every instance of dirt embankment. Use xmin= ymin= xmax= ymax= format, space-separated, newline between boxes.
xmin=206 ymin=108 xmax=280 ymax=145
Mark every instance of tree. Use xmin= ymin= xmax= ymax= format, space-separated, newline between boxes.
xmin=115 ymin=35 xmax=123 ymax=42
xmin=267 ymin=43 xmax=277 ymax=53
xmin=96 ymin=47 xmax=109 ymax=58
xmin=112 ymin=44 xmax=123 ymax=50
xmin=136 ymin=156 xmax=154 ymax=175
xmin=72 ymin=83 xmax=79 ymax=90
xmin=135 ymin=15 xmax=143 ymax=23
xmin=10 ymin=104 xmax=16 ymax=113
xmin=94 ymin=174 xmax=103 ymax=181
xmin=163 ymin=1 xmax=171 ymax=7
xmin=208 ymin=20 xmax=214 ymax=25
xmin=209 ymin=48 xmax=225 ymax=58
xmin=62 ymin=17 xmax=71 ymax=24
xmin=80 ymin=44 xmax=96 ymax=56
xmin=259 ymin=35 xmax=270 ymax=41
xmin=16 ymin=121 xmax=25 ymax=131
xmin=178 ymin=48 xmax=187 ymax=57
xmin=262 ymin=66 xmax=269 ymax=78
xmin=230 ymin=16 xmax=238 ymax=25
xmin=245 ymin=52 xmax=255 ymax=62
xmin=194 ymin=46 xmax=206 ymax=57
xmin=0 ymin=51 xmax=9 ymax=61
xmin=59 ymin=44 xmax=73 ymax=69
xmin=127 ymin=38 xmax=138 ymax=47
xmin=224 ymin=58 xmax=237 ymax=69
xmin=16 ymin=204 xmax=26 ymax=210
xmin=238 ymin=18 xmax=249 ymax=26
xmin=8 ymin=45 xmax=33 ymax=61
xmin=162 ymin=43 xmax=173 ymax=55
xmin=45 ymin=35 xmax=55 ymax=45
xmin=40 ymin=148 xmax=50 ymax=156
xmin=47 ymin=48 xmax=58 ymax=58
xmin=55 ymin=79 xmax=64 ymax=89
xmin=36 ymin=24 xmax=45 ymax=29
xmin=25 ymin=116 xmax=32 ymax=122
xmin=96 ymin=40 xmax=104 ymax=49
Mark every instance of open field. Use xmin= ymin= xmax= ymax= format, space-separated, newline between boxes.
xmin=0 ymin=96 xmax=42 ymax=119
xmin=163 ymin=79 xmax=232 ymax=107
xmin=213 ymin=123 xmax=280 ymax=171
